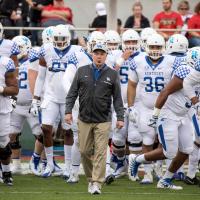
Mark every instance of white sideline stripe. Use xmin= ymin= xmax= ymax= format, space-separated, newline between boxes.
xmin=0 ymin=191 xmax=200 ymax=195
xmin=13 ymin=163 xmax=193 ymax=175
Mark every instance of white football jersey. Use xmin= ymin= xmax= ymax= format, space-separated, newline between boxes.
xmin=28 ymin=48 xmax=40 ymax=72
xmin=129 ymin=54 xmax=182 ymax=109
xmin=119 ymin=51 xmax=143 ymax=104
xmin=17 ymin=59 xmax=33 ymax=105
xmin=160 ymin=64 xmax=191 ymax=120
xmin=40 ymin=43 xmax=83 ymax=103
xmin=0 ymin=56 xmax=16 ymax=114
xmin=0 ymin=39 xmax=20 ymax=57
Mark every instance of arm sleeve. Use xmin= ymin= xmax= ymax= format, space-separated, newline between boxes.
xmin=34 ymin=65 xmax=46 ymax=97
xmin=62 ymin=63 xmax=77 ymax=94
xmin=112 ymin=72 xmax=124 ymax=122
xmin=176 ymin=13 xmax=183 ymax=27
xmin=124 ymin=16 xmax=133 ymax=28
xmin=65 ymin=69 xmax=79 ymax=114
xmin=153 ymin=13 xmax=160 ymax=23
xmin=183 ymin=68 xmax=200 ymax=99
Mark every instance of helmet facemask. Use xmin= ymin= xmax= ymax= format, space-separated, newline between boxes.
xmin=146 ymin=45 xmax=164 ymax=60
xmin=53 ymin=36 xmax=70 ymax=50
xmin=122 ymin=40 xmax=139 ymax=53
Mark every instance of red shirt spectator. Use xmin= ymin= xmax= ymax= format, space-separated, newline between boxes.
xmin=41 ymin=0 xmax=73 ymax=26
xmin=187 ymin=2 xmax=200 ymax=47
xmin=153 ymin=0 xmax=183 ymax=40
xmin=188 ymin=14 xmax=200 ymax=37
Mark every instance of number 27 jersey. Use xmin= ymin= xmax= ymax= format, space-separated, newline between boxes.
xmin=129 ymin=54 xmax=180 ymax=109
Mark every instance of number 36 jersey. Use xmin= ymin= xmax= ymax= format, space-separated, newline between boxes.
xmin=129 ymin=54 xmax=182 ymax=109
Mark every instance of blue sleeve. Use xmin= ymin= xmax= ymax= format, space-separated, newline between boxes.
xmin=174 ymin=64 xmax=190 ymax=79
xmin=11 ymin=42 xmax=20 ymax=56
xmin=39 ymin=46 xmax=46 ymax=58
xmin=6 ymin=59 xmax=15 ymax=73
xmin=129 ymin=59 xmax=137 ymax=71
xmin=67 ymin=52 xmax=78 ymax=66
xmin=194 ymin=59 xmax=200 ymax=72
xmin=28 ymin=49 xmax=39 ymax=63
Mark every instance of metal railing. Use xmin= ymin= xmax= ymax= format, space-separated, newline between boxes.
xmin=2 ymin=26 xmax=200 ymax=35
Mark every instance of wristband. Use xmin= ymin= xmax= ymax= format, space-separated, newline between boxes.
xmin=152 ymin=107 xmax=161 ymax=117
xmin=0 ymin=86 xmax=4 ymax=94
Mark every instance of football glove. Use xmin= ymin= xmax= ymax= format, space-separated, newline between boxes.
xmin=148 ymin=115 xmax=158 ymax=128
xmin=29 ymin=99 xmax=41 ymax=117
xmin=10 ymin=96 xmax=17 ymax=109
xmin=128 ymin=106 xmax=138 ymax=123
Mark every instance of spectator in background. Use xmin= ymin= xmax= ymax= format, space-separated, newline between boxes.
xmin=153 ymin=0 xmax=183 ymax=40
xmin=41 ymin=0 xmax=73 ymax=27
xmin=177 ymin=0 xmax=192 ymax=36
xmin=90 ymin=2 xmax=122 ymax=34
xmin=26 ymin=0 xmax=53 ymax=45
xmin=188 ymin=2 xmax=200 ymax=47
xmin=124 ymin=1 xmax=150 ymax=31
xmin=0 ymin=0 xmax=29 ymax=39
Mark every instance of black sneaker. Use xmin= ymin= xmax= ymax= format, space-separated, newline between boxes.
xmin=104 ymin=174 xmax=115 ymax=185
xmin=184 ymin=176 xmax=199 ymax=185
xmin=3 ymin=172 xmax=13 ymax=186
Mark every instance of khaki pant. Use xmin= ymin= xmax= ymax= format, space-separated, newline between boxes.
xmin=77 ymin=119 xmax=111 ymax=187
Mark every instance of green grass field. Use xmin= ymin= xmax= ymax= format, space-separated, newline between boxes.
xmin=0 ymin=175 xmax=200 ymax=200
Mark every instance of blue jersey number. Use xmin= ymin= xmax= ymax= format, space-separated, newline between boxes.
xmin=120 ymin=66 xmax=128 ymax=84
xmin=144 ymin=77 xmax=164 ymax=92
xmin=19 ymin=71 xmax=27 ymax=89
xmin=51 ymin=62 xmax=67 ymax=72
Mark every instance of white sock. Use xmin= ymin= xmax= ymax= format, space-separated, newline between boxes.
xmin=187 ymin=144 xmax=199 ymax=179
xmin=64 ymin=145 xmax=72 ymax=171
xmin=177 ymin=165 xmax=184 ymax=173
xmin=165 ymin=159 xmax=172 ymax=169
xmin=2 ymin=164 xmax=11 ymax=172
xmin=144 ymin=163 xmax=153 ymax=174
xmin=163 ymin=170 xmax=174 ymax=179
xmin=44 ymin=146 xmax=54 ymax=168
xmin=71 ymin=143 xmax=80 ymax=174
xmin=135 ymin=154 xmax=148 ymax=163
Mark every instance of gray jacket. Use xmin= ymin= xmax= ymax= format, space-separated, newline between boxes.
xmin=65 ymin=64 xmax=124 ymax=123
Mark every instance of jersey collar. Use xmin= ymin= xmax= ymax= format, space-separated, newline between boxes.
xmin=54 ymin=45 xmax=71 ymax=58
xmin=145 ymin=55 xmax=164 ymax=70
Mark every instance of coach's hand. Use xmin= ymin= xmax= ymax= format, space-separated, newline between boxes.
xmin=116 ymin=121 xmax=124 ymax=129
xmin=65 ymin=114 xmax=73 ymax=125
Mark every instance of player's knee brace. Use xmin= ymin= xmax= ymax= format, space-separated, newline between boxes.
xmin=112 ymin=142 xmax=125 ymax=157
xmin=0 ymin=143 xmax=12 ymax=160
xmin=128 ymin=141 xmax=142 ymax=152
xmin=10 ymin=134 xmax=21 ymax=150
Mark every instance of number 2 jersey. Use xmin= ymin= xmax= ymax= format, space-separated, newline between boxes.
xmin=17 ymin=58 xmax=33 ymax=106
xmin=129 ymin=54 xmax=183 ymax=110
xmin=40 ymin=43 xmax=83 ymax=103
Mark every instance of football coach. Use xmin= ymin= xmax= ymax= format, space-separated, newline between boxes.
xmin=65 ymin=43 xmax=124 ymax=194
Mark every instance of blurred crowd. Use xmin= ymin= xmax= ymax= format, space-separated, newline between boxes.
xmin=0 ymin=0 xmax=199 ymax=47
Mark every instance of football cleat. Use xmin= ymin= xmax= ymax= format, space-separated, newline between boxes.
xmin=157 ymin=178 xmax=183 ymax=190
xmin=42 ymin=164 xmax=54 ymax=178
xmin=63 ymin=168 xmax=70 ymax=180
xmin=129 ymin=154 xmax=141 ymax=181
xmin=104 ymin=174 xmax=115 ymax=185
xmin=140 ymin=172 xmax=153 ymax=184
xmin=29 ymin=155 xmax=41 ymax=176
xmin=2 ymin=172 xmax=13 ymax=186
xmin=67 ymin=173 xmax=79 ymax=184
xmin=52 ymin=160 xmax=63 ymax=176
xmin=173 ymin=172 xmax=185 ymax=181
xmin=184 ymin=176 xmax=200 ymax=185
xmin=113 ymin=157 xmax=127 ymax=178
